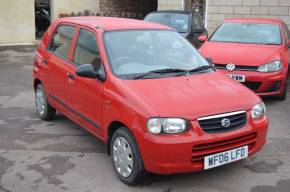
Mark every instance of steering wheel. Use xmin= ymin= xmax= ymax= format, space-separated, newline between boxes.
xmin=112 ymin=57 xmax=133 ymax=72
xmin=112 ymin=57 xmax=132 ymax=65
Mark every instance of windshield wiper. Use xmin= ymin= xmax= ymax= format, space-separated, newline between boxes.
xmin=133 ymin=68 xmax=187 ymax=79
xmin=177 ymin=65 xmax=215 ymax=76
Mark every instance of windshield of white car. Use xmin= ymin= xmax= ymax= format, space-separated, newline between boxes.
xmin=210 ymin=23 xmax=282 ymax=45
xmin=103 ymin=30 xmax=210 ymax=79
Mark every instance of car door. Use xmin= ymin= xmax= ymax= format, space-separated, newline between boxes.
xmin=65 ymin=27 xmax=105 ymax=136
xmin=44 ymin=24 xmax=77 ymax=107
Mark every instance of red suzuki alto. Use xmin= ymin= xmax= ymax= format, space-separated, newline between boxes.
xmin=33 ymin=17 xmax=268 ymax=185
xmin=199 ymin=18 xmax=290 ymax=100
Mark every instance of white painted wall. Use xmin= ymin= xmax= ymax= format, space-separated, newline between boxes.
xmin=0 ymin=0 xmax=35 ymax=44
xmin=51 ymin=0 xmax=100 ymax=21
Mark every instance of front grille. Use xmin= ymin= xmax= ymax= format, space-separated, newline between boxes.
xmin=198 ymin=111 xmax=247 ymax=134
xmin=215 ymin=64 xmax=258 ymax=71
xmin=192 ymin=132 xmax=257 ymax=163
xmin=242 ymin=81 xmax=262 ymax=91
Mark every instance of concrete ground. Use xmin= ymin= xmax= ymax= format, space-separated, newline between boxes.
xmin=0 ymin=45 xmax=289 ymax=192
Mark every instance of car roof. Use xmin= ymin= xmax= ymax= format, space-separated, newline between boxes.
xmin=224 ymin=18 xmax=284 ymax=25
xmin=147 ymin=10 xmax=192 ymax=15
xmin=57 ymin=16 xmax=173 ymax=31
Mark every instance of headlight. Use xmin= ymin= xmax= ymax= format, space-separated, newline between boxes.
xmin=257 ymin=61 xmax=282 ymax=72
xmin=147 ymin=118 xmax=188 ymax=134
xmin=251 ymin=102 xmax=266 ymax=120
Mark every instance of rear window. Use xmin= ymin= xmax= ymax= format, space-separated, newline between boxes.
xmin=145 ymin=13 xmax=190 ymax=33
xmin=210 ymin=23 xmax=282 ymax=45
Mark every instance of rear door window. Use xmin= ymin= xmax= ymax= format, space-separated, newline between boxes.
xmin=49 ymin=25 xmax=76 ymax=60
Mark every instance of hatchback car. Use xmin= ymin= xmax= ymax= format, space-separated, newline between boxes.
xmin=33 ymin=17 xmax=268 ymax=185
xmin=144 ymin=10 xmax=208 ymax=48
xmin=199 ymin=18 xmax=290 ymax=100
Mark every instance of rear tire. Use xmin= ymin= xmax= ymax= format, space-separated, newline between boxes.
xmin=35 ymin=84 xmax=56 ymax=121
xmin=110 ymin=127 xmax=148 ymax=185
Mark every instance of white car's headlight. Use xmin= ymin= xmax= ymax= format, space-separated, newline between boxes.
xmin=251 ymin=102 xmax=266 ymax=120
xmin=257 ymin=61 xmax=282 ymax=72
xmin=147 ymin=118 xmax=188 ymax=134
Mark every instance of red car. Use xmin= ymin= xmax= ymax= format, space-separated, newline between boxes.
xmin=33 ymin=17 xmax=268 ymax=185
xmin=199 ymin=18 xmax=290 ymax=100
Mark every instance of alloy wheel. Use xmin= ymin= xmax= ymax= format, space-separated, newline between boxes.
xmin=36 ymin=87 xmax=46 ymax=116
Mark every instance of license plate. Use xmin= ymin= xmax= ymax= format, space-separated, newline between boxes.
xmin=204 ymin=146 xmax=248 ymax=170
xmin=227 ymin=74 xmax=246 ymax=82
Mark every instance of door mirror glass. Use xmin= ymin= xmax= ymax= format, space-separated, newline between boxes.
xmin=76 ymin=63 xmax=106 ymax=81
xmin=198 ymin=35 xmax=208 ymax=42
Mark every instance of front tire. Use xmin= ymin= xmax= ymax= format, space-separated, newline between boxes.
xmin=35 ymin=84 xmax=56 ymax=121
xmin=111 ymin=127 xmax=148 ymax=185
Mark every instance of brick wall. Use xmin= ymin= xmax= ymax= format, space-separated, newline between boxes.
xmin=100 ymin=0 xmax=183 ymax=17
xmin=100 ymin=0 xmax=158 ymax=18
xmin=207 ymin=0 xmax=290 ymax=34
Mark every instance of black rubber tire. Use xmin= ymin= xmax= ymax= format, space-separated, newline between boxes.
xmin=35 ymin=84 xmax=56 ymax=121
xmin=110 ymin=127 xmax=148 ymax=186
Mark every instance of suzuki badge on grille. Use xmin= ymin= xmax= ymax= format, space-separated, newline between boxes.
xmin=221 ymin=118 xmax=231 ymax=128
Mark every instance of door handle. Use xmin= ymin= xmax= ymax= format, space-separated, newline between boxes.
xmin=67 ymin=73 xmax=75 ymax=80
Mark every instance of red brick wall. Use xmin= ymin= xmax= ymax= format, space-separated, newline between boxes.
xmin=100 ymin=0 xmax=157 ymax=18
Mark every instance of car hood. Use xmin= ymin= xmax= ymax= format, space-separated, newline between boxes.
xmin=122 ymin=72 xmax=260 ymax=120
xmin=199 ymin=41 xmax=283 ymax=66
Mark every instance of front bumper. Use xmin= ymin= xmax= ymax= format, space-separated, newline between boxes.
xmin=218 ymin=69 xmax=287 ymax=97
xmin=135 ymin=113 xmax=268 ymax=175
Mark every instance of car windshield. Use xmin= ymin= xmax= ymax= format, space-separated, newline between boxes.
xmin=210 ymin=23 xmax=282 ymax=45
xmin=104 ymin=30 xmax=209 ymax=79
xmin=145 ymin=13 xmax=190 ymax=33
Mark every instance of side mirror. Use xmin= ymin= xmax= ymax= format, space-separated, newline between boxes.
xmin=76 ymin=63 xmax=106 ymax=82
xmin=198 ymin=35 xmax=208 ymax=42
xmin=206 ymin=57 xmax=214 ymax=67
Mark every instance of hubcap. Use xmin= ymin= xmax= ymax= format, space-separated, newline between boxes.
xmin=36 ymin=88 xmax=46 ymax=116
xmin=112 ymin=137 xmax=134 ymax=178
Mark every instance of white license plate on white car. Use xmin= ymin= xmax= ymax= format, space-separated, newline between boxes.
xmin=227 ymin=74 xmax=246 ymax=82
xmin=204 ymin=146 xmax=248 ymax=170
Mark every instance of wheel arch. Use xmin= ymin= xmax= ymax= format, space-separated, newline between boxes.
xmin=107 ymin=121 xmax=130 ymax=155
xmin=34 ymin=79 xmax=42 ymax=91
